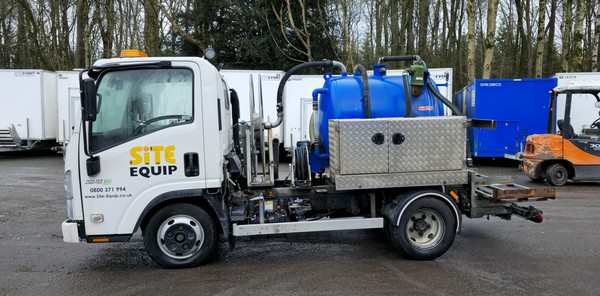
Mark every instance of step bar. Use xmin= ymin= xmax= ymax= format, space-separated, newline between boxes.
xmin=233 ymin=217 xmax=384 ymax=236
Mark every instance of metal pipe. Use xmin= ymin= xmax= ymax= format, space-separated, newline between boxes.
xmin=548 ymin=90 xmax=558 ymax=134
xmin=260 ymin=125 xmax=266 ymax=178
xmin=267 ymin=130 xmax=275 ymax=183
xmin=312 ymin=88 xmax=328 ymax=144
xmin=378 ymin=55 xmax=421 ymax=64
xmin=272 ymin=138 xmax=280 ymax=180
xmin=245 ymin=125 xmax=253 ymax=187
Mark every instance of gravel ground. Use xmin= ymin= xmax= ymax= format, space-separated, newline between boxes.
xmin=0 ymin=154 xmax=598 ymax=295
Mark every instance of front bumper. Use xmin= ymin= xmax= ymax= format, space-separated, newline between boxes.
xmin=62 ymin=220 xmax=81 ymax=243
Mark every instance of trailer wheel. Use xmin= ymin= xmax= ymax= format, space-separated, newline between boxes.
xmin=546 ymin=163 xmax=568 ymax=186
xmin=144 ymin=203 xmax=217 ymax=268
xmin=389 ymin=197 xmax=456 ymax=260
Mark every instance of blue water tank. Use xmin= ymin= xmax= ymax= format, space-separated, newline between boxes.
xmin=315 ymin=68 xmax=445 ymax=153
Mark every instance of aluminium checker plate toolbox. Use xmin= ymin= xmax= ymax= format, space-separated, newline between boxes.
xmin=329 ymin=116 xmax=469 ymax=190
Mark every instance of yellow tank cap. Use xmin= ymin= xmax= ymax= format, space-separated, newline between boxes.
xmin=120 ymin=49 xmax=148 ymax=58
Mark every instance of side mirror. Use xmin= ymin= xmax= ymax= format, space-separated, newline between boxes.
xmin=81 ymin=78 xmax=97 ymax=122
xmin=595 ymin=102 xmax=600 ymax=109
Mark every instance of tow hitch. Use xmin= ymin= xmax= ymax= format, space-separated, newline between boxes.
xmin=511 ymin=204 xmax=544 ymax=223
xmin=474 ymin=182 xmax=555 ymax=223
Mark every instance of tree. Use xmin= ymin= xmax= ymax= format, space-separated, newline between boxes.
xmin=271 ymin=0 xmax=313 ymax=62
xmin=571 ymin=0 xmax=584 ymax=71
xmin=417 ymin=0 xmax=431 ymax=60
xmin=534 ymin=0 xmax=546 ymax=77
xmin=545 ymin=0 xmax=559 ymax=77
xmin=482 ymin=0 xmax=499 ymax=78
xmin=143 ymin=0 xmax=160 ymax=56
xmin=390 ymin=0 xmax=400 ymax=55
xmin=593 ymin=6 xmax=600 ymax=71
xmin=561 ymin=0 xmax=573 ymax=71
xmin=467 ymin=0 xmax=476 ymax=81
xmin=75 ymin=0 xmax=90 ymax=68
xmin=98 ymin=0 xmax=116 ymax=58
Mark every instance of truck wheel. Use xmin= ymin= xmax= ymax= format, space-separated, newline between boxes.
xmin=144 ymin=203 xmax=217 ymax=268
xmin=546 ymin=163 xmax=568 ymax=186
xmin=389 ymin=197 xmax=456 ymax=260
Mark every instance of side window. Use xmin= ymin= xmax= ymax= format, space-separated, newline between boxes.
xmin=222 ymin=79 xmax=230 ymax=110
xmin=91 ymin=68 xmax=193 ymax=152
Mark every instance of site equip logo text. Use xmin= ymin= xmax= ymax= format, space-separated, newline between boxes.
xmin=129 ymin=145 xmax=177 ymax=178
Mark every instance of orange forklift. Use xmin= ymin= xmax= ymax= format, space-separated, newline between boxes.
xmin=523 ymin=84 xmax=600 ymax=186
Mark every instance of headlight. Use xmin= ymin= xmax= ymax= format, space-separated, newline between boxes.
xmin=64 ymin=170 xmax=74 ymax=219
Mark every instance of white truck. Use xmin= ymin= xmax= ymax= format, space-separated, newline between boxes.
xmin=61 ymin=52 xmax=553 ymax=268
xmin=0 ymin=70 xmax=57 ymax=151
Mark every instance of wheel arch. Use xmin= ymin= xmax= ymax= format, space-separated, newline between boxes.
xmin=391 ymin=190 xmax=461 ymax=233
xmin=539 ymin=160 xmax=575 ymax=179
xmin=135 ymin=189 xmax=229 ymax=240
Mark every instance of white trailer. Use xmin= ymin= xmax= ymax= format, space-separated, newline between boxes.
xmin=282 ymin=75 xmax=325 ymax=148
xmin=56 ymin=71 xmax=81 ymax=148
xmin=0 ymin=70 xmax=57 ymax=151
xmin=219 ymin=70 xmax=284 ymax=141
xmin=554 ymin=72 xmax=600 ymax=134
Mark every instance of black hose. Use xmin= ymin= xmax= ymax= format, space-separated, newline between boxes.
xmin=270 ymin=60 xmax=346 ymax=129
xmin=402 ymin=74 xmax=412 ymax=117
xmin=230 ymin=89 xmax=242 ymax=155
xmin=426 ymin=80 xmax=462 ymax=116
xmin=353 ymin=64 xmax=371 ymax=118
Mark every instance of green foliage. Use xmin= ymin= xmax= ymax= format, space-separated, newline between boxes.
xmin=163 ymin=0 xmax=338 ymax=71
xmin=0 ymin=0 xmax=598 ymax=92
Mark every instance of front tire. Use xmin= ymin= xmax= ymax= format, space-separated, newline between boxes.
xmin=389 ymin=196 xmax=457 ymax=260
xmin=144 ymin=203 xmax=217 ymax=268
xmin=546 ymin=163 xmax=568 ymax=186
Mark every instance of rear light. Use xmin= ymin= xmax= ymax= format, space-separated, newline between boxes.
xmin=525 ymin=143 xmax=535 ymax=154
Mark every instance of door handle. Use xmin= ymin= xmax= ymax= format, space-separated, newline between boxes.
xmin=184 ymin=152 xmax=199 ymax=177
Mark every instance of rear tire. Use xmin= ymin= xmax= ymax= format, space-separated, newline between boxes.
xmin=389 ymin=196 xmax=457 ymax=260
xmin=545 ymin=163 xmax=568 ymax=186
xmin=144 ymin=203 xmax=217 ymax=268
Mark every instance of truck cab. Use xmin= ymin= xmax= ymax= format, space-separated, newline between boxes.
xmin=62 ymin=56 xmax=232 ymax=253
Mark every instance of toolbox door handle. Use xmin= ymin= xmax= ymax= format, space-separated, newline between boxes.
xmin=371 ymin=133 xmax=385 ymax=145
xmin=392 ymin=133 xmax=405 ymax=145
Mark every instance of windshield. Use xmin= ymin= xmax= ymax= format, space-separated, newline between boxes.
xmin=91 ymin=68 xmax=193 ymax=152
xmin=556 ymin=92 xmax=600 ymax=135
